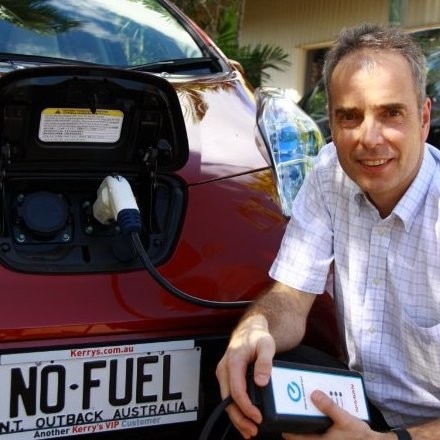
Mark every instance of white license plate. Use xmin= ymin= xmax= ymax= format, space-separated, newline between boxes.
xmin=0 ymin=340 xmax=201 ymax=438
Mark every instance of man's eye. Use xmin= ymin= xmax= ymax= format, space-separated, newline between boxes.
xmin=337 ymin=112 xmax=360 ymax=125
xmin=336 ymin=113 xmax=353 ymax=121
xmin=388 ymin=109 xmax=401 ymax=117
xmin=342 ymin=113 xmax=355 ymax=120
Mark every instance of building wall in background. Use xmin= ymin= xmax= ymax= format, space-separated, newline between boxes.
xmin=240 ymin=0 xmax=440 ymax=99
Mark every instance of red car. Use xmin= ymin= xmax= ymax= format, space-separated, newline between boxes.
xmin=0 ymin=1 xmax=332 ymax=438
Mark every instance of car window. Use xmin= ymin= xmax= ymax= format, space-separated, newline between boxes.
xmin=427 ymin=53 xmax=440 ymax=98
xmin=0 ymin=0 xmax=204 ymax=67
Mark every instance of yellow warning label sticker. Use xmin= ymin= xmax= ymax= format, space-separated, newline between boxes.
xmin=39 ymin=108 xmax=124 ymax=143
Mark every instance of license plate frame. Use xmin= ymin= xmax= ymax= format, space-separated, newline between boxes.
xmin=0 ymin=339 xmax=201 ymax=438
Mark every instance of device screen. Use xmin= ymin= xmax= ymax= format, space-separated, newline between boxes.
xmin=270 ymin=365 xmax=370 ymax=421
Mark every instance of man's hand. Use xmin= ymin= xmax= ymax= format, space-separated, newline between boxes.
xmin=216 ymin=314 xmax=276 ymax=438
xmin=282 ymin=391 xmax=392 ymax=440
xmin=216 ymin=283 xmax=316 ymax=438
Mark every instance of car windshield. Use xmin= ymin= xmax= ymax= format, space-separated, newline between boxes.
xmin=0 ymin=0 xmax=207 ymax=70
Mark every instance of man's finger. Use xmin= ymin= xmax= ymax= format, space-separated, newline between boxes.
xmin=225 ymin=402 xmax=260 ymax=439
xmin=310 ymin=390 xmax=346 ymax=423
xmin=253 ymin=335 xmax=276 ymax=387
xmin=216 ymin=355 xmax=263 ymax=424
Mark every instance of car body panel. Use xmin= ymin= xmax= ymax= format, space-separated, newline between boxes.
xmin=0 ymin=168 xmax=284 ymax=341
xmin=174 ymin=72 xmax=270 ymax=184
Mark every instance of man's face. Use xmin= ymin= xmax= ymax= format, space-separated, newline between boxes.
xmin=328 ymin=50 xmax=431 ymax=216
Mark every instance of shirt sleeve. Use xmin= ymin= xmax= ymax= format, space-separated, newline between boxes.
xmin=269 ymin=149 xmax=335 ymax=294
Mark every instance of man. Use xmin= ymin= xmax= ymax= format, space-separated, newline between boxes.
xmin=216 ymin=23 xmax=440 ymax=439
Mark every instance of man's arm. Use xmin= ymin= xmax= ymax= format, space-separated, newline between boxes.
xmin=216 ymin=280 xmax=316 ymax=438
xmin=407 ymin=419 xmax=440 ymax=439
xmin=244 ymin=280 xmax=316 ymax=353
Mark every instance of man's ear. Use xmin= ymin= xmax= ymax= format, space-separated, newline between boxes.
xmin=422 ymin=97 xmax=431 ymax=140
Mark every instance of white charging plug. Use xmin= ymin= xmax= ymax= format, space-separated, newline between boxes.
xmin=93 ymin=175 xmax=141 ymax=234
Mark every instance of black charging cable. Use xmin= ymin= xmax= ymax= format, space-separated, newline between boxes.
xmin=112 ymin=209 xmax=245 ymax=435
xmin=95 ymin=174 xmax=252 ymax=309
xmin=130 ymin=231 xmax=252 ymax=309
xmin=198 ymin=395 xmax=233 ymax=440
xmin=130 ymin=229 xmax=244 ymax=437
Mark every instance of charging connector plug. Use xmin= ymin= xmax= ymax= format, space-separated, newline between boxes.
xmin=93 ymin=175 xmax=141 ymax=234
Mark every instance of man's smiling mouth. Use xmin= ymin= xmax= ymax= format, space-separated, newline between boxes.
xmin=361 ymin=159 xmax=389 ymax=166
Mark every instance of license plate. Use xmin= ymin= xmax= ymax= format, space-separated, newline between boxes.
xmin=0 ymin=340 xmax=201 ymax=438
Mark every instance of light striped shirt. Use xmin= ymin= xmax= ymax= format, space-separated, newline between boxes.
xmin=270 ymin=142 xmax=440 ymax=427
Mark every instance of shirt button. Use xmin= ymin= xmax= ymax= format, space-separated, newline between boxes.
xmin=373 ymin=278 xmax=380 ymax=286
xmin=368 ymin=326 xmax=376 ymax=334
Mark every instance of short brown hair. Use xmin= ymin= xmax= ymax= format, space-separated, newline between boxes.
xmin=323 ymin=23 xmax=427 ymax=109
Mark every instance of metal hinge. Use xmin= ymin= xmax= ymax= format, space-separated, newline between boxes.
xmin=0 ymin=143 xmax=11 ymax=190
xmin=142 ymin=138 xmax=172 ymax=174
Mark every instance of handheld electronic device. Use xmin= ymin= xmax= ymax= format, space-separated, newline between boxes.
xmin=247 ymin=360 xmax=370 ymax=434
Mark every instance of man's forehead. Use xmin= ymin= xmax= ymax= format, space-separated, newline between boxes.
xmin=333 ymin=49 xmax=409 ymax=76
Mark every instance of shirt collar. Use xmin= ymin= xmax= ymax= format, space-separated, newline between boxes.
xmin=393 ymin=146 xmax=435 ymax=232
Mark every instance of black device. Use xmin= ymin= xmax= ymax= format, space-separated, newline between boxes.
xmin=247 ymin=360 xmax=370 ymax=434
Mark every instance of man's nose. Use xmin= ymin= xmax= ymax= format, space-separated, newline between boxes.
xmin=359 ymin=116 xmax=384 ymax=147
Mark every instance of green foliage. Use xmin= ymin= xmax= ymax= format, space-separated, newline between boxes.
xmin=174 ymin=0 xmax=290 ymax=87
xmin=0 ymin=0 xmax=79 ymax=33
xmin=230 ymin=43 xmax=290 ymax=87
xmin=172 ymin=0 xmax=239 ymax=37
